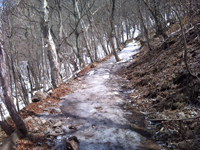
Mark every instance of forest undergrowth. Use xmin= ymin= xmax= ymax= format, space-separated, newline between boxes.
xmin=120 ymin=18 xmax=200 ymax=149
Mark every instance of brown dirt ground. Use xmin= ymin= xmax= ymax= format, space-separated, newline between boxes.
xmin=120 ymin=20 xmax=200 ymax=149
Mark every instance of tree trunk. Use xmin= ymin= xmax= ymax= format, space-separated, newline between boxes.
xmin=41 ymin=36 xmax=47 ymax=92
xmin=17 ymin=70 xmax=29 ymax=106
xmin=142 ymin=0 xmax=168 ymax=39
xmin=0 ymin=104 xmax=12 ymax=136
xmin=137 ymin=0 xmax=152 ymax=51
xmin=121 ymin=24 xmax=125 ymax=43
xmin=47 ymin=30 xmax=62 ymax=89
xmin=110 ymin=0 xmax=120 ymax=62
xmin=125 ymin=20 xmax=129 ymax=40
xmin=0 ymin=45 xmax=27 ymax=136
xmin=40 ymin=0 xmax=62 ymax=89
xmin=0 ymin=121 xmax=12 ymax=136
xmin=87 ymin=12 xmax=98 ymax=61
xmin=27 ymin=65 xmax=33 ymax=97
xmin=74 ymin=0 xmax=95 ymax=63
xmin=28 ymin=61 xmax=40 ymax=90
xmin=93 ymin=23 xmax=108 ymax=56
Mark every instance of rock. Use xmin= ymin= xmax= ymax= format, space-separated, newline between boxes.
xmin=189 ymin=122 xmax=197 ymax=129
xmin=159 ymin=114 xmax=168 ymax=120
xmin=144 ymin=140 xmax=162 ymax=150
xmin=185 ymin=130 xmax=193 ymax=139
xmin=156 ymin=95 xmax=163 ymax=102
xmin=172 ymin=102 xmax=184 ymax=110
xmin=150 ymin=125 xmax=157 ymax=131
xmin=50 ymin=108 xmax=61 ymax=114
xmin=189 ymin=111 xmax=197 ymax=116
xmin=46 ymin=120 xmax=53 ymax=126
xmin=186 ymin=114 xmax=191 ymax=118
xmin=179 ymin=112 xmax=185 ymax=119
xmin=77 ymin=77 xmax=81 ymax=81
xmin=178 ymin=52 xmax=183 ymax=58
xmin=43 ymin=107 xmax=61 ymax=113
xmin=55 ymin=127 xmax=62 ymax=133
xmin=178 ymin=141 xmax=188 ymax=149
xmin=38 ymin=112 xmax=49 ymax=116
xmin=53 ymin=121 xmax=63 ymax=128
xmin=32 ymin=91 xmax=47 ymax=102
xmin=33 ymin=127 xmax=39 ymax=133
xmin=32 ymin=117 xmax=41 ymax=125
xmin=40 ymin=119 xmax=46 ymax=124
xmin=24 ymin=116 xmax=33 ymax=123
xmin=38 ymin=105 xmax=43 ymax=108
xmin=44 ymin=128 xmax=56 ymax=135
xmin=68 ymin=125 xmax=78 ymax=131
xmin=44 ymin=128 xmax=51 ymax=134
xmin=33 ymin=147 xmax=43 ymax=150
xmin=43 ymin=107 xmax=54 ymax=111
xmin=116 ymin=102 xmax=125 ymax=106
xmin=33 ymin=117 xmax=41 ymax=122
xmin=90 ymin=63 xmax=96 ymax=68
xmin=65 ymin=136 xmax=79 ymax=150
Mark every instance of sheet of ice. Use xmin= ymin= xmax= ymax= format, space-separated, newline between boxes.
xmin=59 ymin=41 xmax=145 ymax=149
xmin=118 ymin=40 xmax=140 ymax=61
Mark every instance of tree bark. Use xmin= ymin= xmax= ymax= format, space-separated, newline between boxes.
xmin=47 ymin=30 xmax=62 ymax=89
xmin=74 ymin=0 xmax=95 ymax=63
xmin=0 ymin=45 xmax=27 ymax=136
xmin=93 ymin=23 xmax=108 ymax=56
xmin=142 ymin=0 xmax=168 ymax=39
xmin=110 ymin=0 xmax=120 ymax=62
xmin=39 ymin=0 xmax=62 ymax=89
xmin=137 ymin=0 xmax=152 ymax=51
xmin=0 ymin=121 xmax=12 ymax=136
xmin=0 ymin=104 xmax=12 ymax=136
xmin=27 ymin=65 xmax=33 ymax=97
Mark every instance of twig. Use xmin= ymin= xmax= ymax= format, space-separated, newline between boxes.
xmin=149 ymin=115 xmax=200 ymax=122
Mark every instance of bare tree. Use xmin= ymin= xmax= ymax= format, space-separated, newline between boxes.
xmin=39 ymin=0 xmax=62 ymax=89
xmin=0 ymin=104 xmax=12 ymax=136
xmin=0 ymin=45 xmax=27 ymax=136
xmin=142 ymin=0 xmax=168 ymax=39
xmin=137 ymin=0 xmax=152 ymax=50
xmin=109 ymin=0 xmax=120 ymax=62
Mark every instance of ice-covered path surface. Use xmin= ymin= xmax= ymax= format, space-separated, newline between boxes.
xmin=60 ymin=41 xmax=146 ymax=150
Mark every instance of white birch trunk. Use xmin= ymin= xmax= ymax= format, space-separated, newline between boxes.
xmin=47 ymin=29 xmax=62 ymax=88
xmin=40 ymin=0 xmax=62 ymax=89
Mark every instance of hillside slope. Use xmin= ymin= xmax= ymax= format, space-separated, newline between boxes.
xmin=121 ymin=21 xmax=200 ymax=149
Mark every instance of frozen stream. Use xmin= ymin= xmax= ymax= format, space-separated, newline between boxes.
xmin=59 ymin=41 xmax=146 ymax=150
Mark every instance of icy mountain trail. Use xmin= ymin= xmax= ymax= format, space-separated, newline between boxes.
xmin=58 ymin=41 xmax=155 ymax=150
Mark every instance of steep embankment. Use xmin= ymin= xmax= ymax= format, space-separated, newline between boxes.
xmin=121 ymin=22 xmax=200 ymax=149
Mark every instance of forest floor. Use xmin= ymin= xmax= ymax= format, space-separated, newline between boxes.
xmin=121 ymin=22 xmax=200 ymax=149
xmin=1 ymin=21 xmax=200 ymax=150
xmin=8 ymin=41 xmax=161 ymax=150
